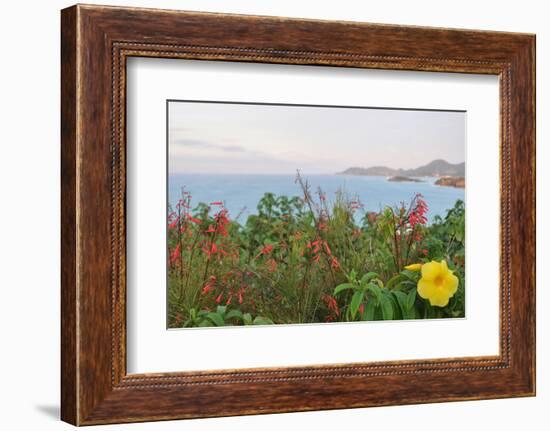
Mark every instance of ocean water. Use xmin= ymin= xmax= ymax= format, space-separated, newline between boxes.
xmin=168 ymin=174 xmax=465 ymax=224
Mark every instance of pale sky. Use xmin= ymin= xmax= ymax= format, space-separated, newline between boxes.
xmin=168 ymin=101 xmax=465 ymax=175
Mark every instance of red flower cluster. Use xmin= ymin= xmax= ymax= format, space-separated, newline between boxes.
xmin=213 ymin=208 xmax=230 ymax=237
xmin=260 ymin=244 xmax=273 ymax=255
xmin=323 ymin=241 xmax=341 ymax=269
xmin=176 ymin=193 xmax=191 ymax=210
xmin=306 ymin=238 xmax=340 ymax=269
xmin=202 ymin=242 xmax=227 ymax=259
xmin=202 ymin=275 xmax=217 ymax=294
xmin=322 ymin=294 xmax=340 ymax=317
xmin=167 ymin=212 xmax=179 ymax=230
xmin=169 ymin=243 xmax=181 ymax=265
xmin=187 ymin=214 xmax=201 ymax=224
xmin=409 ymin=194 xmax=428 ymax=228
xmin=306 ymin=239 xmax=322 ymax=263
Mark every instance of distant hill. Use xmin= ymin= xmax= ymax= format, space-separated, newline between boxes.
xmin=388 ymin=176 xmax=424 ymax=183
xmin=338 ymin=159 xmax=465 ymax=177
xmin=435 ymin=176 xmax=465 ymax=188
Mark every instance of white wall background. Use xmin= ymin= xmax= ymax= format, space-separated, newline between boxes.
xmin=0 ymin=0 xmax=546 ymax=429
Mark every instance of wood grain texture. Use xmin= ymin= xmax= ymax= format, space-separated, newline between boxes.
xmin=60 ymin=4 xmax=536 ymax=425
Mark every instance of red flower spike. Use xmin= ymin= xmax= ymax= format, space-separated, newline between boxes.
xmin=261 ymin=244 xmax=273 ymax=255
xmin=201 ymin=276 xmax=217 ymax=295
xmin=409 ymin=194 xmax=429 ymax=228
xmin=169 ymin=244 xmax=181 ymax=265
xmin=205 ymin=225 xmax=216 ymax=233
xmin=201 ymin=284 xmax=213 ymax=294
xmin=322 ymin=294 xmax=340 ymax=317
xmin=187 ymin=214 xmax=201 ymax=224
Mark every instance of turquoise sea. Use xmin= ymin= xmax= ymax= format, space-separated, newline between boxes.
xmin=168 ymin=174 xmax=465 ymax=224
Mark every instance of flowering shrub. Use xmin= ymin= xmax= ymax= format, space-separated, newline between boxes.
xmin=167 ymin=175 xmax=465 ymax=327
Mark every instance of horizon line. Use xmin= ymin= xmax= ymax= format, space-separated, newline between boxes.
xmin=168 ymin=158 xmax=466 ymax=176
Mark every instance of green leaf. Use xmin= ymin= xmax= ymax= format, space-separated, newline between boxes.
xmin=380 ymin=296 xmax=394 ymax=320
xmin=401 ymin=269 xmax=420 ymax=280
xmin=205 ymin=312 xmax=225 ymax=326
xmin=360 ymin=272 xmax=379 ymax=286
xmin=225 ymin=310 xmax=243 ymax=321
xmin=393 ymin=290 xmax=409 ymax=316
xmin=366 ymin=283 xmax=382 ymax=305
xmin=198 ymin=319 xmax=214 ymax=327
xmin=334 ymin=283 xmax=356 ymax=295
xmin=386 ymin=274 xmax=404 ymax=290
xmin=350 ymin=291 xmax=364 ymax=319
xmin=242 ymin=313 xmax=253 ymax=325
xmin=216 ymin=305 xmax=227 ymax=316
xmin=363 ymin=300 xmax=376 ymax=321
xmin=253 ymin=316 xmax=274 ymax=325
xmin=406 ymin=288 xmax=417 ymax=310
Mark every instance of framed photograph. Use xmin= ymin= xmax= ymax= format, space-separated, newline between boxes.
xmin=61 ymin=4 xmax=536 ymax=425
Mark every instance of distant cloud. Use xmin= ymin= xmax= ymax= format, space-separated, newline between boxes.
xmin=173 ymin=138 xmax=247 ymax=153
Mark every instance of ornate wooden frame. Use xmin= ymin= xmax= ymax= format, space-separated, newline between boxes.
xmin=61 ymin=4 xmax=536 ymax=425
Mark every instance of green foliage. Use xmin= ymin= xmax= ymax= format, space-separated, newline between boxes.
xmin=334 ymin=267 xmax=422 ymax=321
xmin=167 ymin=178 xmax=465 ymax=328
xmin=180 ymin=306 xmax=274 ymax=328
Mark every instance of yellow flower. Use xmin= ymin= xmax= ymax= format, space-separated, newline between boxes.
xmin=404 ymin=263 xmax=422 ymax=271
xmin=417 ymin=260 xmax=459 ymax=307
